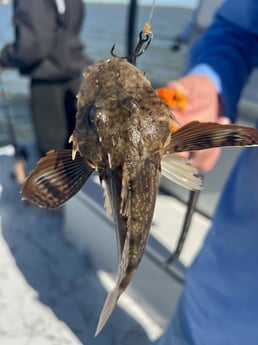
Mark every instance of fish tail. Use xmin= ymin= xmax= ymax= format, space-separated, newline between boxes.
xmin=95 ymin=285 xmax=120 ymax=336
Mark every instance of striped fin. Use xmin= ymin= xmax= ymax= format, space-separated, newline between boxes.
xmin=21 ymin=149 xmax=93 ymax=208
xmin=165 ymin=121 xmax=258 ymax=153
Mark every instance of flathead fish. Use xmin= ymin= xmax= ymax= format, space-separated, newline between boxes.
xmin=22 ymin=56 xmax=258 ymax=335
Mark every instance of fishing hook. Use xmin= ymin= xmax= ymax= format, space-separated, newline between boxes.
xmin=131 ymin=31 xmax=153 ymax=65
xmin=110 ymin=44 xmax=124 ymax=58
xmin=129 ymin=29 xmax=153 ymax=65
xmin=110 ymin=28 xmax=153 ymax=66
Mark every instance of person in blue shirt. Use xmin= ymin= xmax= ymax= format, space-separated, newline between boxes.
xmin=155 ymin=1 xmax=258 ymax=344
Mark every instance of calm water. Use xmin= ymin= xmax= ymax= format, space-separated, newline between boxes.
xmin=0 ymin=3 xmax=192 ymax=145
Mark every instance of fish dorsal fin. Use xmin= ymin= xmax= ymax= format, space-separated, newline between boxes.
xmin=161 ymin=154 xmax=202 ymax=191
xmin=165 ymin=121 xmax=258 ymax=153
xmin=21 ymin=149 xmax=93 ymax=208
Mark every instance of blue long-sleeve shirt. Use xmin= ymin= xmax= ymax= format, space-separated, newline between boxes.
xmin=186 ymin=0 xmax=258 ymax=122
xmin=155 ymin=2 xmax=258 ymax=345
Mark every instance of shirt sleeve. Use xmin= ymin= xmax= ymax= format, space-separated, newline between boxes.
xmin=189 ymin=64 xmax=222 ymax=94
xmin=0 ymin=0 xmax=57 ymax=70
xmin=185 ymin=0 xmax=258 ymax=122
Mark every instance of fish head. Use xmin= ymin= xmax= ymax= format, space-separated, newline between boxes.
xmin=71 ymin=57 xmax=173 ymax=170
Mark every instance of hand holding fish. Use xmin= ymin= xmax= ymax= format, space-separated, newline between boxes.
xmin=165 ymin=74 xmax=231 ymax=171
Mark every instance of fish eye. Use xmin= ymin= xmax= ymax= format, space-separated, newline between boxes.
xmin=89 ymin=105 xmax=96 ymax=122
xmin=84 ymin=104 xmax=96 ymax=127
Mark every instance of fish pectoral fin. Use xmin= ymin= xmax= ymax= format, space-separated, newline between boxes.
xmin=161 ymin=154 xmax=202 ymax=191
xmin=21 ymin=149 xmax=93 ymax=208
xmin=165 ymin=121 xmax=258 ymax=153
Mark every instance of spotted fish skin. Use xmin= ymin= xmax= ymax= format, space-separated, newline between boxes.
xmin=71 ymin=57 xmax=174 ymax=334
xmin=21 ymin=56 xmax=258 ymax=336
xmin=22 ymin=56 xmax=174 ymax=335
xmin=72 ymin=57 xmax=172 ymax=170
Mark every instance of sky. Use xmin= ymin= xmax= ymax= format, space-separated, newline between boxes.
xmin=85 ymin=0 xmax=199 ymax=9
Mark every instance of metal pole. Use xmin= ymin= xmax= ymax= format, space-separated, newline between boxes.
xmin=165 ymin=187 xmax=201 ymax=265
xmin=126 ymin=0 xmax=138 ymax=62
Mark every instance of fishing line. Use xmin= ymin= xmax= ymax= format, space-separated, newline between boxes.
xmin=141 ymin=0 xmax=155 ymax=39
xmin=146 ymin=0 xmax=156 ymax=29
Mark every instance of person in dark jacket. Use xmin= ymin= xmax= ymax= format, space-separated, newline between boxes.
xmin=0 ymin=0 xmax=90 ymax=155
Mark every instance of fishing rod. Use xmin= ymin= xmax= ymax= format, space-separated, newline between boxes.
xmin=0 ymin=72 xmax=28 ymax=183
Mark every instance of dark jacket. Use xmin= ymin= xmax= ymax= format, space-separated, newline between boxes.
xmin=0 ymin=0 xmax=87 ymax=81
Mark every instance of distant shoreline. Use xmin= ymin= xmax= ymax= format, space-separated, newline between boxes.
xmin=0 ymin=0 xmax=195 ymax=10
xmin=84 ymin=1 xmax=195 ymax=10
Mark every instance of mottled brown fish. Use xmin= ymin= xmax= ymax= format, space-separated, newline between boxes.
xmin=21 ymin=56 xmax=258 ymax=335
